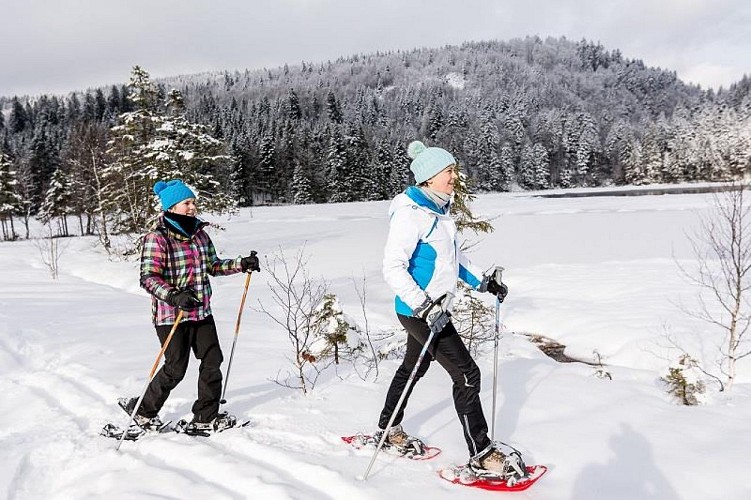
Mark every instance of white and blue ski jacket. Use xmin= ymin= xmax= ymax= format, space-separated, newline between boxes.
xmin=383 ymin=186 xmax=485 ymax=316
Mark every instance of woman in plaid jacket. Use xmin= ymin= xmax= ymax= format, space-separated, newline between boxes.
xmin=121 ymin=179 xmax=260 ymax=435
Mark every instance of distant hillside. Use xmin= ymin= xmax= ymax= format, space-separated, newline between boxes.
xmin=0 ymin=36 xmax=749 ymax=211
xmin=155 ymin=36 xmax=751 ymax=200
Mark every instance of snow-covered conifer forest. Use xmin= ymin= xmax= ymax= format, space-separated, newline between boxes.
xmin=1 ymin=37 xmax=750 ymax=242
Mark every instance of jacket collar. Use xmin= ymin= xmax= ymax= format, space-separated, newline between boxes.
xmin=404 ymin=186 xmax=452 ymax=215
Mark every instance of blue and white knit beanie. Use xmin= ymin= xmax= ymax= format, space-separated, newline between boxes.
xmin=153 ymin=179 xmax=196 ymax=210
xmin=408 ymin=141 xmax=456 ymax=184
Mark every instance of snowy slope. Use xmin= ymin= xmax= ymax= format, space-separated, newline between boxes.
xmin=1 ymin=189 xmax=750 ymax=500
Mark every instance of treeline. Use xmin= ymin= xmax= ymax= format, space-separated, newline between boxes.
xmin=1 ymin=36 xmax=750 ymax=243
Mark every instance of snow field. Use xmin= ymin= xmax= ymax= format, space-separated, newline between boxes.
xmin=1 ymin=189 xmax=750 ymax=499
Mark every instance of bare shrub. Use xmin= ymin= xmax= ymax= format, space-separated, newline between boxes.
xmin=33 ymin=223 xmax=69 ymax=279
xmin=257 ymin=247 xmax=331 ymax=394
xmin=676 ymin=182 xmax=751 ymax=391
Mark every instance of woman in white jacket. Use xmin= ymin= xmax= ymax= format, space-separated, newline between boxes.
xmin=376 ymin=140 xmax=510 ymax=474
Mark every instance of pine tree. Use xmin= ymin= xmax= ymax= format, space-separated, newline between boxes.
xmin=499 ymin=145 xmax=515 ymax=190
xmin=228 ymin=140 xmax=253 ymax=206
xmin=518 ymin=143 xmax=536 ymax=190
xmin=531 ymin=143 xmax=551 ymax=189
xmin=27 ymin=125 xmax=61 ymax=211
xmin=424 ymin=99 xmax=444 ymax=141
xmin=107 ymin=85 xmax=122 ymax=116
xmin=326 ymin=128 xmax=348 ymax=203
xmin=451 ymin=164 xmax=493 ymax=234
xmin=9 ymin=98 xmax=27 ymax=134
xmin=288 ymin=88 xmax=301 ymax=121
xmin=105 ymin=66 xmax=162 ymax=233
xmin=345 ymin=125 xmax=370 ymax=200
xmin=39 ymin=164 xmax=73 ymax=236
xmin=291 ymin=160 xmax=314 ymax=204
xmin=477 ymin=111 xmax=503 ymax=191
xmin=311 ymin=293 xmax=351 ymax=364
xmin=573 ymin=112 xmax=600 ymax=185
xmin=83 ymin=92 xmax=98 ymax=123
xmin=14 ymin=158 xmax=37 ymax=239
xmin=387 ymin=143 xmax=410 ymax=197
xmin=94 ymin=89 xmax=108 ymax=122
xmin=0 ymin=152 xmax=21 ymax=240
xmin=66 ymin=93 xmax=81 ymax=124
xmin=640 ymin=125 xmax=663 ymax=184
xmin=661 ymin=355 xmax=706 ymax=405
xmin=257 ymin=133 xmax=277 ymax=197
xmin=62 ymin=123 xmax=109 ymax=239
xmin=503 ymin=113 xmax=525 ymax=153
xmin=605 ymin=119 xmax=634 ymax=183
xmin=326 ymin=91 xmax=343 ymax=124
xmin=105 ymin=66 xmax=236 ymax=238
xmin=623 ymin=139 xmax=644 ymax=185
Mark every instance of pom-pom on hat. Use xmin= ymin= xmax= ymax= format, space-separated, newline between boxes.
xmin=153 ymin=179 xmax=196 ymax=210
xmin=407 ymin=140 xmax=456 ymax=184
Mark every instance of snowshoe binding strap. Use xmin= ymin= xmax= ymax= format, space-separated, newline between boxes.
xmin=502 ymin=451 xmax=528 ymax=486
xmin=101 ymin=423 xmax=145 ymax=441
xmin=402 ymin=436 xmax=427 ymax=457
xmin=469 ymin=441 xmax=529 ymax=483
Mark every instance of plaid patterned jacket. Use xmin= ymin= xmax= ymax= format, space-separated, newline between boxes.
xmin=140 ymin=216 xmax=242 ymax=325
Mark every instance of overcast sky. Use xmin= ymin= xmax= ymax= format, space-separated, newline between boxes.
xmin=1 ymin=0 xmax=749 ymax=97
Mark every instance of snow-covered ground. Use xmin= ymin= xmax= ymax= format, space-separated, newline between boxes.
xmin=2 ymin=188 xmax=750 ymax=500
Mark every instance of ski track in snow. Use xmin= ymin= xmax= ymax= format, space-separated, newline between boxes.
xmin=0 ymin=333 xmax=109 ymax=498
xmin=0 ymin=318 xmax=365 ymax=499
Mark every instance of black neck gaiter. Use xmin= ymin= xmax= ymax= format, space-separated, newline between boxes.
xmin=164 ymin=211 xmax=200 ymax=237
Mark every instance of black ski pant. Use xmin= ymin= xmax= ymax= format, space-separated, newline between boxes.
xmin=378 ymin=314 xmax=492 ymax=457
xmin=139 ymin=315 xmax=224 ymax=423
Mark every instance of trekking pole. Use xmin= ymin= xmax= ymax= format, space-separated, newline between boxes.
xmin=490 ymin=266 xmax=504 ymax=441
xmin=116 ymin=309 xmax=185 ymax=451
xmin=220 ymin=268 xmax=253 ymax=405
xmin=362 ymin=293 xmax=451 ymax=480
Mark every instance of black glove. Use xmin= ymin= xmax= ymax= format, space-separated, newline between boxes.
xmin=167 ymin=289 xmax=201 ymax=310
xmin=413 ymin=294 xmax=451 ymax=334
xmin=487 ymin=280 xmax=509 ymax=302
xmin=481 ymin=266 xmax=508 ymax=303
xmin=241 ymin=251 xmax=261 ymax=273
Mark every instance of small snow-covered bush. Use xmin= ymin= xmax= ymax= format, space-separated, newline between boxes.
xmin=310 ymin=293 xmax=358 ymax=364
xmin=661 ymin=354 xmax=706 ymax=406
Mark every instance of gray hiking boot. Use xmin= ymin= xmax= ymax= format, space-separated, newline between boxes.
xmin=470 ymin=443 xmax=527 ymax=481
xmin=374 ymin=424 xmax=409 ymax=446
xmin=118 ymin=397 xmax=164 ymax=431
xmin=374 ymin=424 xmax=426 ymax=455
xmin=472 ymin=447 xmax=506 ymax=474
xmin=185 ymin=412 xmax=237 ymax=435
xmin=134 ymin=413 xmax=165 ymax=430
xmin=386 ymin=424 xmax=409 ymax=446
